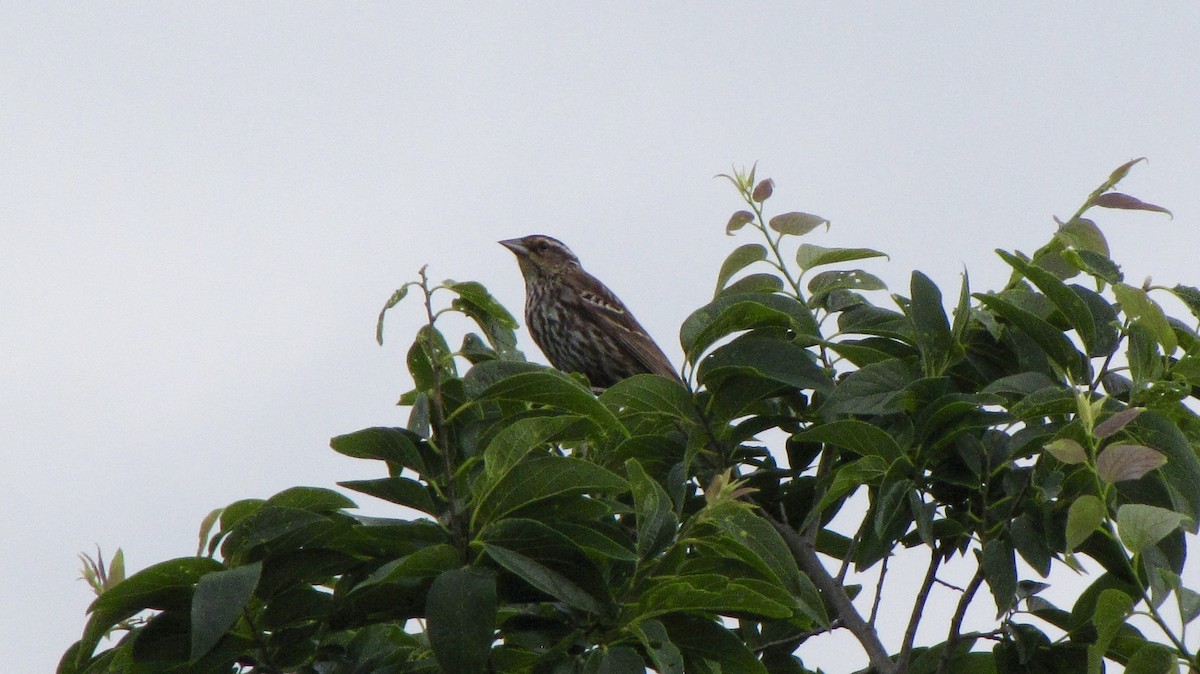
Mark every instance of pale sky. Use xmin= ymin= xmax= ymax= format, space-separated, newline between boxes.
xmin=4 ymin=5 xmax=1199 ymax=672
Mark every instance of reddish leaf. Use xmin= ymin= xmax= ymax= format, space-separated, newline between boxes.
xmin=1094 ymin=407 xmax=1144 ymax=439
xmin=1091 ymin=192 xmax=1173 ymax=218
xmin=1096 ymin=444 xmax=1168 ymax=483
xmin=752 ymin=178 xmax=774 ymax=203
xmin=1106 ymin=157 xmax=1147 ymax=188
xmin=768 ymin=212 xmax=829 ymax=237
xmin=726 ymin=210 xmax=755 ymax=235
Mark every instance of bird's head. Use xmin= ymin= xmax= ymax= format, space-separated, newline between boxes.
xmin=499 ymin=235 xmax=581 ymax=279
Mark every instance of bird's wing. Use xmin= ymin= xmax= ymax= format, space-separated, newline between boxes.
xmin=575 ymin=276 xmax=680 ymax=381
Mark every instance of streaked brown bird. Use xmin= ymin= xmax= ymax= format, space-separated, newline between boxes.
xmin=500 ymin=235 xmax=680 ymax=389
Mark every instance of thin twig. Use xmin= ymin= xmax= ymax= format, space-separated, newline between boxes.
xmin=936 ymin=561 xmax=986 ymax=674
xmin=868 ymin=554 xmax=889 ymax=627
xmin=896 ymin=545 xmax=945 ymax=672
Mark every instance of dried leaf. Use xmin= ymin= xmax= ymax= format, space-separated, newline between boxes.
xmin=1091 ymin=192 xmax=1173 ymax=218
xmin=1096 ymin=444 xmax=1168 ymax=483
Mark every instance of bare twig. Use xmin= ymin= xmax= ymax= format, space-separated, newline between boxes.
xmin=868 ymin=554 xmax=889 ymax=627
xmin=896 ymin=545 xmax=945 ymax=672
xmin=936 ymin=560 xmax=986 ymax=674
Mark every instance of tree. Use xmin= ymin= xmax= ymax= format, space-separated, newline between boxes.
xmin=62 ymin=160 xmax=1200 ymax=674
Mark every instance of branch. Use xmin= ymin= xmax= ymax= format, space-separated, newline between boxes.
xmin=936 ymin=560 xmax=986 ymax=674
xmin=896 ymin=545 xmax=945 ymax=672
xmin=767 ymin=514 xmax=897 ymax=674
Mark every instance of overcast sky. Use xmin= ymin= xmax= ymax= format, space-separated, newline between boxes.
xmin=4 ymin=5 xmax=1199 ymax=671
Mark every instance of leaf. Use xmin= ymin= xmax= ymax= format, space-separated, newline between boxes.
xmin=1045 ymin=438 xmax=1088 ymax=465
xmin=353 ymin=544 xmax=459 ymax=591
xmin=1123 ymin=644 xmax=1177 ymax=674
xmin=909 ymin=270 xmax=962 ymax=376
xmin=680 ymin=293 xmax=818 ymax=361
xmin=584 ymin=646 xmax=646 ymax=673
xmin=1087 ymin=589 xmax=1134 ymax=674
xmin=472 ymin=456 xmax=627 ymax=528
xmin=626 ymin=459 xmax=678 ymax=560
xmin=1170 ymin=284 xmax=1200 ymax=323
xmin=662 ymin=615 xmax=768 ymax=674
xmin=189 ymin=562 xmax=262 ymax=661
xmin=726 ymin=210 xmax=755 ymax=234
xmin=1117 ymin=504 xmax=1191 ymax=555
xmin=427 ymin=567 xmax=497 ymax=674
xmin=600 ymin=374 xmax=698 ymax=422
xmin=637 ymin=574 xmax=793 ymax=620
xmin=376 ymin=283 xmax=415 ymax=345
xmin=997 ymin=251 xmax=1098 ymax=355
xmin=338 ymin=477 xmax=437 ymax=514
xmin=821 ymin=359 xmax=916 ymax=416
xmin=982 ymin=538 xmax=1017 ymax=615
xmin=697 ymin=335 xmax=831 ymax=393
xmin=1178 ymin=586 xmax=1200 ymax=626
xmin=768 ymin=212 xmax=829 ymax=237
xmin=1096 ymin=444 xmax=1168 ymax=483
xmin=444 ymin=280 xmax=519 ymax=329
xmin=330 ymin=427 xmax=429 ymax=477
xmin=1113 ymin=283 xmax=1177 ymax=355
xmin=1090 ymin=192 xmax=1172 ymax=218
xmin=700 ymin=502 xmax=826 ymax=624
xmin=484 ymin=545 xmax=605 ymax=614
xmin=974 ymin=292 xmax=1086 ymax=378
xmin=630 ymin=620 xmax=684 ymax=674
xmin=1056 ymin=217 xmax=1110 ymax=256
xmin=791 ymin=419 xmax=902 ymax=461
xmin=267 ymin=486 xmax=356 ymax=513
xmin=476 ymin=370 xmax=626 ymax=437
xmin=752 ymin=178 xmax=774 ymax=202
xmin=795 ymin=244 xmax=888 ymax=272
xmin=720 ymin=272 xmax=786 ymax=296
xmin=713 ymin=243 xmax=768 ymax=297
xmin=481 ymin=415 xmax=593 ymax=489
xmin=1066 ymin=495 xmax=1106 ymax=551
xmin=807 ymin=269 xmax=887 ymax=298
xmin=1125 ymin=411 xmax=1200 ymax=523
xmin=77 ymin=557 xmax=224 ymax=666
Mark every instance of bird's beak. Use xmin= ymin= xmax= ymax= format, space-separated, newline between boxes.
xmin=499 ymin=238 xmax=528 ymax=256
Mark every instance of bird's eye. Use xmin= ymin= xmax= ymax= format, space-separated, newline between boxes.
xmin=537 ymin=241 xmax=550 ymax=252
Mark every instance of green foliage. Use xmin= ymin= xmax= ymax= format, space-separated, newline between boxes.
xmin=64 ymin=161 xmax=1200 ymax=673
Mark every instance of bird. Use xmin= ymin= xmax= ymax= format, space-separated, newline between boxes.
xmin=499 ymin=235 xmax=680 ymax=389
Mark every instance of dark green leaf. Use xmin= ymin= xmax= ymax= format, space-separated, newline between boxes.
xmin=1171 ymin=285 xmax=1200 ymax=323
xmin=600 ymin=374 xmax=697 ymax=422
xmin=626 ymin=459 xmax=678 ymax=560
xmin=638 ymin=573 xmax=793 ymax=620
xmin=376 ymin=283 xmax=415 ymax=345
xmin=427 ymin=567 xmax=497 ymax=674
xmin=720 ymin=272 xmax=786 ymax=296
xmin=483 ymin=544 xmax=605 ymax=614
xmin=444 ymin=280 xmax=519 ymax=329
xmin=663 ymin=615 xmax=769 ymax=674
xmin=975 ymin=292 xmax=1086 ymax=378
xmin=481 ymin=415 xmax=594 ymax=491
xmin=681 ymin=294 xmax=817 ymax=361
xmin=1087 ymin=589 xmax=1133 ymax=673
xmin=1123 ymin=643 xmax=1177 ymax=674
xmin=78 ymin=557 xmax=223 ymax=666
xmin=353 ymin=544 xmax=459 ymax=591
xmin=630 ymin=620 xmax=684 ymax=674
xmin=330 ymin=427 xmax=429 ymax=477
xmin=476 ymin=371 xmax=625 ymax=436
xmin=338 ymin=477 xmax=436 ymax=514
xmin=473 ymin=456 xmax=627 ymax=528
xmin=1056 ymin=216 xmax=1110 ymax=256
xmin=822 ymin=360 xmax=916 ymax=416
xmin=190 ymin=562 xmax=261 ymax=661
xmin=791 ymin=419 xmax=902 ymax=461
xmin=997 ymin=251 xmax=1098 ymax=355
xmin=909 ymin=270 xmax=962 ymax=376
xmin=697 ymin=335 xmax=830 ymax=393
xmin=266 ymin=486 xmax=356 ymax=513
xmin=982 ymin=538 xmax=1016 ymax=615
